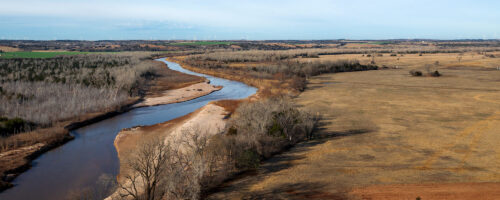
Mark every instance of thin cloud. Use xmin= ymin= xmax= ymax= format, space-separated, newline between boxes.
xmin=0 ymin=0 xmax=499 ymax=39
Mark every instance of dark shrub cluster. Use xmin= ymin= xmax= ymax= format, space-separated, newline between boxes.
xmin=409 ymin=70 xmax=423 ymax=76
xmin=0 ymin=117 xmax=35 ymax=136
xmin=430 ymin=70 xmax=441 ymax=77
xmin=409 ymin=70 xmax=442 ymax=77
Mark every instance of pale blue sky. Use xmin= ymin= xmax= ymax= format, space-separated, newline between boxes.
xmin=0 ymin=0 xmax=499 ymax=40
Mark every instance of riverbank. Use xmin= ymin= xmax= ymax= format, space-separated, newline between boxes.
xmin=0 ymin=58 xmax=257 ymax=200
xmin=0 ymin=59 xmax=206 ymax=192
xmin=114 ymin=103 xmax=227 ymax=182
xmin=113 ymin=58 xmax=256 ymax=184
xmin=134 ymin=81 xmax=222 ymax=108
xmin=166 ymin=57 xmax=271 ymax=98
xmin=106 ymin=59 xmax=259 ymax=199
xmin=0 ymin=97 xmax=140 ymax=191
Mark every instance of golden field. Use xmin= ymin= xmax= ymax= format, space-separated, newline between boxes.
xmin=208 ymin=52 xmax=500 ymax=199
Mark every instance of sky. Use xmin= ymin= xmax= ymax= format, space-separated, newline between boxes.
xmin=0 ymin=0 xmax=499 ymax=40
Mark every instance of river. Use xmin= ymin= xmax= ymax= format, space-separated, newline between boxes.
xmin=0 ymin=58 xmax=257 ymax=200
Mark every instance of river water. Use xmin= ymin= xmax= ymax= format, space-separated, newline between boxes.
xmin=0 ymin=59 xmax=257 ymax=200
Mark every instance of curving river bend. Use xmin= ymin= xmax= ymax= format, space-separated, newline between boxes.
xmin=0 ymin=59 xmax=257 ymax=200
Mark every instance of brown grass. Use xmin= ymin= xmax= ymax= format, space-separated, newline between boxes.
xmin=350 ymin=182 xmax=500 ymax=200
xmin=0 ymin=46 xmax=20 ymax=52
xmin=298 ymin=52 xmax=500 ymax=70
xmin=212 ymin=100 xmax=243 ymax=114
xmin=207 ymin=52 xmax=500 ymax=199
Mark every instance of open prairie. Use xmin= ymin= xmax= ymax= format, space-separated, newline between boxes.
xmin=207 ymin=52 xmax=500 ymax=199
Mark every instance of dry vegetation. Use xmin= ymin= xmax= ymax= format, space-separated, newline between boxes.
xmin=111 ymin=97 xmax=317 ymax=200
xmin=0 ymin=52 xmax=205 ymax=191
xmin=3 ymin=40 xmax=500 ymax=197
xmin=207 ymin=51 xmax=500 ymax=199
xmin=178 ymin=49 xmax=379 ymax=98
xmin=0 ymin=53 xmax=160 ymax=125
xmin=0 ymin=81 xmax=129 ymax=125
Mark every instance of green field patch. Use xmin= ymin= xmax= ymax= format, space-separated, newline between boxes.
xmin=367 ymin=41 xmax=395 ymax=45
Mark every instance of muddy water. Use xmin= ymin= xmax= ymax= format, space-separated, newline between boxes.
xmin=0 ymin=59 xmax=257 ymax=200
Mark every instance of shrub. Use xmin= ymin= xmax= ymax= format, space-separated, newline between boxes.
xmin=305 ymin=52 xmax=319 ymax=58
xmin=410 ymin=70 xmax=423 ymax=76
xmin=236 ymin=150 xmax=260 ymax=170
xmin=228 ymin=97 xmax=317 ymax=152
xmin=0 ymin=117 xmax=34 ymax=136
xmin=227 ymin=126 xmax=238 ymax=135
xmin=430 ymin=70 xmax=441 ymax=77
xmin=289 ymin=76 xmax=307 ymax=92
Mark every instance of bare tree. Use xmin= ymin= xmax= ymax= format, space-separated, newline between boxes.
xmin=163 ymin=129 xmax=208 ymax=200
xmin=119 ymin=139 xmax=170 ymax=200
xmin=117 ymin=130 xmax=211 ymax=200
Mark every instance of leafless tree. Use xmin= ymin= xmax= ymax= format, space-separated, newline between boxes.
xmin=119 ymin=139 xmax=170 ymax=200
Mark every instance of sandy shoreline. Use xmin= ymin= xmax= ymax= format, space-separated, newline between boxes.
xmin=115 ymin=103 xmax=227 ymax=162
xmin=108 ymin=58 xmax=259 ymax=198
xmin=108 ymin=103 xmax=227 ymax=199
xmin=134 ymin=81 xmax=222 ymax=108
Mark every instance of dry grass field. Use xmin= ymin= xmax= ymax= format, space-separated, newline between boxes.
xmin=0 ymin=46 xmax=21 ymax=52
xmin=207 ymin=52 xmax=500 ymax=199
xmin=297 ymin=52 xmax=500 ymax=70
